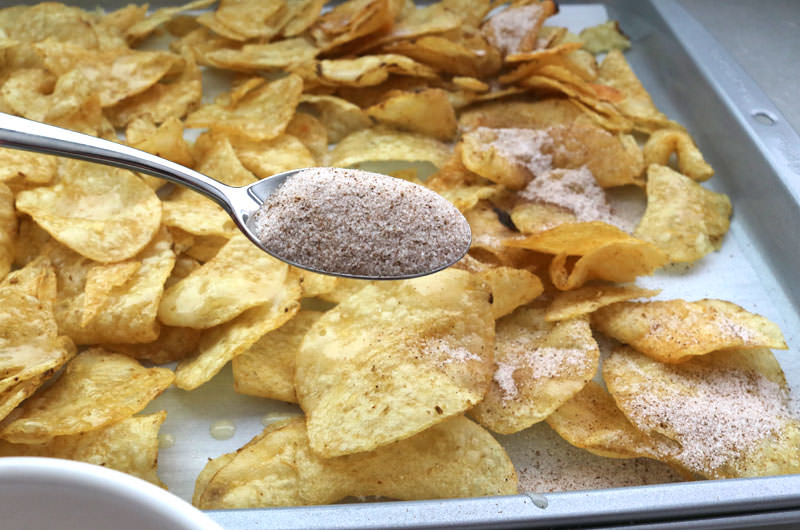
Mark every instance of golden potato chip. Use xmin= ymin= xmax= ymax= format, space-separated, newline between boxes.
xmin=506 ymin=222 xmax=668 ymax=290
xmin=326 ymin=126 xmax=451 ymax=168
xmin=103 ymin=325 xmax=202 ymax=365
xmin=125 ymin=0 xmax=216 ymax=43
xmin=0 ymin=148 xmax=57 ymax=191
xmin=370 ymin=2 xmax=462 ymax=47
xmin=451 ymin=76 xmax=489 ymax=92
xmin=195 ymin=415 xmax=516 ymax=508
xmin=204 ymin=37 xmax=319 ymax=72
xmin=510 ymin=201 xmax=577 ymax=234
xmin=0 ymin=348 xmax=174 ymax=443
xmin=160 ymin=234 xmax=297 ymax=329
xmin=309 ymin=0 xmax=395 ymax=52
xmin=296 ymin=269 xmax=494 ymax=457
xmin=0 ymin=377 xmax=48 ymax=425
xmin=299 ymin=94 xmax=371 ymax=143
xmin=604 ymin=346 xmax=800 ymax=478
xmin=211 ymin=0 xmax=291 ymax=40
xmin=81 ymin=261 xmax=141 ymax=326
xmin=183 ymin=234 xmax=229 ymax=263
xmin=470 ymin=304 xmax=598 ymax=434
xmin=186 ymin=74 xmax=302 ymax=142
xmin=233 ymin=310 xmax=324 ymax=403
xmin=0 ymin=183 xmax=14 ymax=280
xmin=285 ymin=112 xmax=328 ymax=162
xmin=481 ymin=1 xmax=556 ymax=57
xmin=546 ymin=284 xmax=660 ymax=321
xmin=298 ymin=54 xmax=438 ymax=87
xmin=458 ymin=98 xmax=584 ymax=132
xmin=0 ymin=412 xmax=167 ymax=487
xmin=634 ymin=165 xmax=730 ymax=262
xmin=579 ymin=21 xmax=631 ymax=54
xmin=162 ymin=188 xmax=238 ymax=238
xmin=366 ymin=88 xmax=456 ymax=140
xmin=175 ymin=282 xmax=302 ymax=390
xmin=227 ymin=134 xmax=315 ymax=179
xmin=643 ymin=130 xmax=714 ymax=182
xmin=0 ymin=255 xmax=56 ymax=304
xmin=464 ymin=202 xmax=530 ymax=267
xmin=460 ymin=127 xmax=552 ymax=189
xmin=296 ymin=268 xmax=339 ymax=298
xmin=281 ymin=0 xmax=326 ymax=37
xmin=546 ymin=381 xmax=678 ymax=460
xmin=16 ymin=160 xmax=162 ymax=263
xmin=592 ymin=299 xmax=787 ymax=363
xmin=126 ymin=116 xmax=193 ymax=168
xmin=192 ymin=133 xmax=258 ymax=187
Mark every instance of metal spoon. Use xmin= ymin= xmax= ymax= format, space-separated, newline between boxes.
xmin=0 ymin=113 xmax=470 ymax=279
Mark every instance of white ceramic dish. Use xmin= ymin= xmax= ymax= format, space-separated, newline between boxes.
xmin=0 ymin=457 xmax=222 ymax=530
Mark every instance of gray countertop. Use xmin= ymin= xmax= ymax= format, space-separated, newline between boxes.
xmin=681 ymin=0 xmax=800 ymax=135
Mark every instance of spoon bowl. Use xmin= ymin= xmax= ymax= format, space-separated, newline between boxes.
xmin=0 ymin=113 xmax=470 ymax=279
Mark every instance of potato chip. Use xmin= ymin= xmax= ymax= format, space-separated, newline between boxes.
xmin=604 ymin=346 xmax=800 ymax=478
xmin=125 ymin=0 xmax=216 ymax=43
xmin=592 ymin=299 xmax=787 ymax=363
xmin=458 ymin=98 xmax=584 ymax=132
xmin=160 ymin=234 xmax=297 ymax=329
xmin=233 ymin=310 xmax=324 ymax=403
xmin=326 ymin=126 xmax=451 ymax=169
xmin=298 ymin=54 xmax=438 ymax=87
xmin=125 ymin=117 xmax=193 ymax=169
xmin=370 ymin=2 xmax=462 ymax=47
xmin=296 ymin=269 xmax=494 ymax=457
xmin=0 ymin=255 xmax=56 ymax=304
xmin=192 ymin=133 xmax=258 ymax=187
xmin=454 ymin=256 xmax=543 ymax=319
xmin=81 ymin=261 xmax=141 ymax=326
xmin=643 ymin=130 xmax=714 ymax=182
xmin=296 ymin=268 xmax=339 ymax=298
xmin=460 ymin=127 xmax=551 ymax=189
xmin=285 ymin=112 xmax=328 ymax=162
xmin=506 ymin=222 xmax=668 ymax=290
xmin=0 ymin=348 xmax=174 ymax=443
xmin=0 ymin=183 xmax=14 ymax=280
xmin=16 ymin=159 xmax=162 ymax=263
xmin=282 ymin=0 xmax=326 ymax=37
xmin=315 ymin=277 xmax=371 ymax=304
xmin=382 ymin=29 xmax=502 ymax=78
xmin=225 ymin=133 xmax=315 ymax=179
xmin=103 ymin=325 xmax=203 ymax=365
xmin=195 ymin=415 xmax=516 ymax=508
xmin=634 ymin=165 xmax=730 ymax=263
xmin=546 ymin=284 xmax=660 ymax=321
xmin=212 ymin=0 xmax=291 ymax=40
xmin=52 ymin=227 xmax=175 ymax=344
xmin=546 ymin=381 xmax=678 ymax=460
xmin=309 ymin=0 xmax=395 ymax=52
xmin=464 ymin=202 xmax=530 ymax=267
xmin=186 ymin=74 xmax=302 ymax=142
xmin=481 ymin=1 xmax=556 ymax=57
xmin=366 ymin=88 xmax=457 ymax=140
xmin=0 ymin=377 xmax=48 ymax=425
xmin=510 ymin=201 xmax=577 ymax=234
xmin=0 ymin=412 xmax=167 ymax=487
xmin=175 ymin=282 xmax=302 ymax=390
xmin=183 ymin=234 xmax=229 ymax=263
xmin=578 ymin=21 xmax=630 ymax=54
xmin=162 ymin=188 xmax=238 ymax=239
xmin=470 ymin=304 xmax=598 ymax=434
xmin=299 ymin=94 xmax=371 ymax=143
xmin=0 ymin=148 xmax=57 ymax=191
xmin=204 ymin=38 xmax=319 ymax=72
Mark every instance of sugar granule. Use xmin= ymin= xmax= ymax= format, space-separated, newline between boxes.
xmin=248 ymin=168 xmax=471 ymax=277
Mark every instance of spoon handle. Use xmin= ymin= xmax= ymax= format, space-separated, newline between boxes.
xmin=0 ymin=112 xmax=236 ymax=212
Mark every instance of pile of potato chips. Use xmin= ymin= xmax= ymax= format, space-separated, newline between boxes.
xmin=1 ymin=0 xmax=798 ymax=510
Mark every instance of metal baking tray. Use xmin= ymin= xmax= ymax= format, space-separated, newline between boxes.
xmin=11 ymin=0 xmax=800 ymax=527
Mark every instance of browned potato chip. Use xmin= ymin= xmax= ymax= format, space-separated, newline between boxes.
xmin=366 ymin=88 xmax=457 ymax=140
xmin=604 ymin=346 xmax=800 ymax=478
xmin=546 ymin=284 xmax=660 ymax=321
xmin=470 ymin=304 xmax=598 ymax=434
xmin=326 ymin=126 xmax=451 ymax=168
xmin=0 ymin=348 xmax=174 ymax=443
xmin=592 ymin=299 xmax=787 ymax=363
xmin=16 ymin=160 xmax=162 ymax=263
xmin=195 ymin=415 xmax=517 ymax=508
xmin=643 ymin=130 xmax=714 ymax=182
xmin=309 ymin=0 xmax=395 ymax=52
xmin=0 ymin=412 xmax=167 ymax=487
xmin=296 ymin=269 xmax=494 ymax=457
xmin=634 ymin=165 xmax=730 ymax=263
xmin=233 ymin=310 xmax=324 ymax=403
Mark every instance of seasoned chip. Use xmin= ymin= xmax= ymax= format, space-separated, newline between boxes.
xmin=194 ymin=415 xmax=516 ymax=508
xmin=296 ymin=269 xmax=494 ymax=457
xmin=160 ymin=234 xmax=297 ymax=329
xmin=205 ymin=37 xmax=318 ymax=72
xmin=186 ymin=74 xmax=302 ymax=142
xmin=460 ymin=127 xmax=553 ymax=189
xmin=604 ymin=346 xmax=800 ymax=478
xmin=326 ymin=126 xmax=451 ymax=168
xmin=578 ymin=21 xmax=631 ymax=54
xmin=643 ymin=130 xmax=714 ymax=182
xmin=0 ymin=412 xmax=167 ymax=486
xmin=16 ymin=160 xmax=162 ymax=263
xmin=506 ymin=222 xmax=668 ymax=290
xmin=546 ymin=381 xmax=678 ymax=460
xmin=175 ymin=282 xmax=302 ymax=390
xmin=481 ymin=1 xmax=556 ymax=57
xmin=0 ymin=348 xmax=174 ymax=443
xmin=470 ymin=304 xmax=598 ymax=434
xmin=228 ymin=134 xmax=315 ymax=179
xmin=233 ymin=310 xmax=324 ymax=403
xmin=366 ymin=88 xmax=457 ymax=140
xmin=634 ymin=165 xmax=730 ymax=262
xmin=592 ymin=299 xmax=787 ymax=363
xmin=546 ymin=284 xmax=660 ymax=321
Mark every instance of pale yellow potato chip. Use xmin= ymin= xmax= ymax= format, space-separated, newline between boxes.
xmin=228 ymin=134 xmax=315 ymax=179
xmin=160 ymin=234 xmax=297 ymax=329
xmin=52 ymin=227 xmax=175 ymax=345
xmin=175 ymin=282 xmax=302 ymax=390
xmin=604 ymin=346 xmax=800 ymax=478
xmin=187 ymin=74 xmax=302 ymax=142
xmin=299 ymin=54 xmax=438 ymax=87
xmin=0 ymin=348 xmax=174 ymax=443
xmin=126 ymin=116 xmax=193 ymax=168
xmin=634 ymin=165 xmax=730 ymax=263
xmin=81 ymin=261 xmax=141 ymax=326
xmin=465 ymin=202 xmax=530 ymax=267
xmin=0 ymin=376 xmax=49 ymax=425
xmin=296 ymin=268 xmax=339 ymax=298
xmin=546 ymin=284 xmax=660 ymax=321
xmin=285 ymin=112 xmax=328 ymax=162
xmin=0 ymin=255 xmax=56 ymax=304
xmin=16 ymin=160 xmax=162 ymax=263
xmin=315 ymin=277 xmax=371 ymax=304
xmin=454 ymin=254 xmax=543 ymax=319
xmin=103 ymin=325 xmax=203 ymax=365
xmin=579 ymin=21 xmax=630 ymax=54
xmin=162 ymin=188 xmax=238 ymax=238
xmin=0 ymin=412 xmax=167 ymax=487
xmin=510 ymin=201 xmax=577 ymax=234
xmin=184 ymin=234 xmax=229 ymax=263
xmin=192 ymin=133 xmax=258 ymax=187
xmin=299 ymin=94 xmax=371 ymax=143
xmin=296 ymin=269 xmax=494 ymax=457
xmin=546 ymin=381 xmax=679 ymax=460
xmin=233 ymin=310 xmax=324 ymax=403
xmin=326 ymin=126 xmax=451 ymax=168
xmin=470 ymin=304 xmax=598 ymax=434
xmin=366 ymin=88 xmax=457 ymax=140
xmin=212 ymin=0 xmax=290 ymax=40
xmin=195 ymin=415 xmax=517 ymax=508
xmin=124 ymin=0 xmax=216 ymax=43
xmin=643 ymin=130 xmax=714 ymax=182
xmin=592 ymin=299 xmax=787 ymax=363
xmin=205 ymin=38 xmax=319 ymax=72
xmin=0 ymin=183 xmax=14 ymax=279
xmin=0 ymin=148 xmax=57 ymax=191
